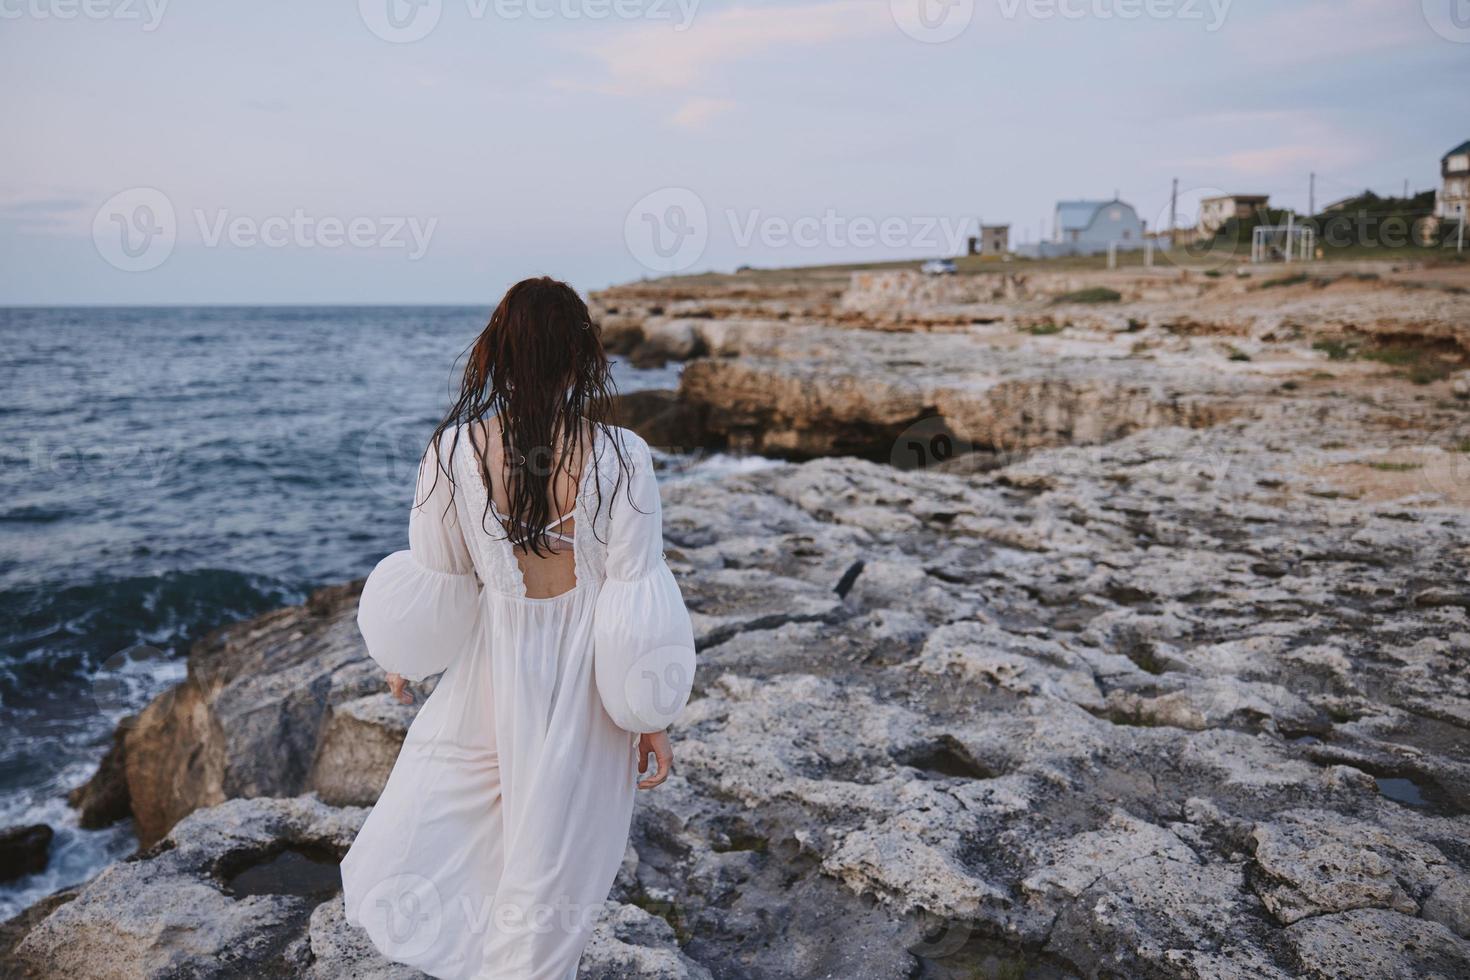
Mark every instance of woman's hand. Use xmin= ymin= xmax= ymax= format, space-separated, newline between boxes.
xmin=386 ymin=673 xmax=414 ymax=705
xmin=637 ymin=731 xmax=672 ymax=789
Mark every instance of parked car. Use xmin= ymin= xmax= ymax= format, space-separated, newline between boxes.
xmin=921 ymin=258 xmax=957 ymax=276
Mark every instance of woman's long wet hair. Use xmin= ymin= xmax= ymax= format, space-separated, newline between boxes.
xmin=424 ymin=277 xmax=628 ymax=556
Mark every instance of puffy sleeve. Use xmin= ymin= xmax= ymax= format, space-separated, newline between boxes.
xmin=356 ymin=434 xmax=482 ymax=682
xmin=593 ymin=433 xmax=696 ymax=734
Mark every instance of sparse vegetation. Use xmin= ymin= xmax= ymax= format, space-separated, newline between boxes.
xmin=1259 ymin=273 xmax=1311 ymax=289
xmin=1359 ymin=346 xmax=1420 ymax=367
xmin=1359 ymin=345 xmax=1457 ymax=385
xmin=1024 ymin=321 xmax=1064 ymax=336
xmin=1227 ymin=347 xmax=1252 ymax=362
xmin=626 ymin=888 xmax=692 ymax=943
xmin=1408 ymin=363 xmax=1450 ymax=385
xmin=1366 ymin=461 xmax=1422 ymax=472
xmin=1312 ymin=339 xmax=1357 ymax=361
xmin=1052 ymin=287 xmax=1122 ymax=304
xmin=1307 ymin=336 xmax=1459 ymax=384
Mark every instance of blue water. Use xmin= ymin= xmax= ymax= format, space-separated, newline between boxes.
xmin=0 ymin=306 xmax=682 ymax=917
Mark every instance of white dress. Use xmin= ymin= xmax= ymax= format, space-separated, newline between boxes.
xmin=340 ymin=425 xmax=693 ymax=980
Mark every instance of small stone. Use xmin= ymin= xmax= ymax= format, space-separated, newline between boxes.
xmin=0 ymin=824 xmax=53 ymax=883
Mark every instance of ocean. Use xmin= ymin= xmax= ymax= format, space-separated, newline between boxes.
xmin=0 ymin=305 xmax=698 ymax=918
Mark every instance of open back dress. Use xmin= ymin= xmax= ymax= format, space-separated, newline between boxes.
xmin=340 ymin=424 xmax=691 ymax=980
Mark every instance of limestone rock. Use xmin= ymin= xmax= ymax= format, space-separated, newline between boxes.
xmin=297 ymin=898 xmax=427 ymax=980
xmin=309 ymin=694 xmax=417 ymax=807
xmin=1250 ymin=809 xmax=1450 ymax=925
xmin=613 ymin=388 xmax=708 ymax=454
xmin=1284 ymin=908 xmax=1470 ymax=979
xmin=115 ymin=580 xmax=383 ymax=845
xmin=65 ymin=723 xmax=131 ymax=829
xmin=637 ymin=317 xmax=705 ymax=363
xmin=12 ymin=796 xmax=362 ymax=979
xmin=578 ymin=901 xmax=713 ymax=980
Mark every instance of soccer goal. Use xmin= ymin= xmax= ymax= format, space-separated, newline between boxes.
xmin=1251 ymin=222 xmax=1316 ymax=263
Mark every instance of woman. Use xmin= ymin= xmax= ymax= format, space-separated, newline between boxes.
xmin=340 ymin=277 xmax=696 ymax=980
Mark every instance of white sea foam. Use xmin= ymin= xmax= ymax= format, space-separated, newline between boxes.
xmin=0 ymin=775 xmax=136 ymax=921
xmin=659 ymin=451 xmax=788 ymax=484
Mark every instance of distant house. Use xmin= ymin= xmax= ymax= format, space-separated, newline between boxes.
xmin=1437 ymin=139 xmax=1470 ymax=222
xmin=1012 ymin=199 xmax=1147 ymax=258
xmin=1017 ymin=199 xmax=1140 ymax=258
xmin=967 ymin=224 xmax=1010 ymax=256
xmin=1199 ymin=194 xmax=1269 ymax=234
xmin=1054 ymin=199 xmax=1144 ymax=248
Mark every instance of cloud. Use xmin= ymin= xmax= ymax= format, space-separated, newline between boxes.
xmin=567 ymin=1 xmax=891 ymax=95
xmin=1220 ymin=143 xmax=1326 ymax=176
xmin=1164 ymin=109 xmax=1370 ymax=182
xmin=669 ymin=96 xmax=738 ymax=130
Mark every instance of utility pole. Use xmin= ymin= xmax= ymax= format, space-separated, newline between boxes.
xmin=1403 ymin=179 xmax=1409 ymax=200
xmin=1308 ymin=172 xmax=1315 ymax=216
xmin=1169 ymin=177 xmax=1178 ymax=247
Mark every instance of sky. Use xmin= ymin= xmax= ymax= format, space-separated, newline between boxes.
xmin=1 ymin=0 xmax=1467 ymax=304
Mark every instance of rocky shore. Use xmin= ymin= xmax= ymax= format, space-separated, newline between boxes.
xmin=6 ymin=259 xmax=1470 ymax=979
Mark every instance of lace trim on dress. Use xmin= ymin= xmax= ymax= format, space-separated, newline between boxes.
xmin=452 ymin=428 xmax=523 ymax=597
xmin=574 ymin=429 xmax=615 ymax=588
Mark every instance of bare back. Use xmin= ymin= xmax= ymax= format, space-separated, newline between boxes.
xmin=467 ymin=416 xmax=592 ymax=599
